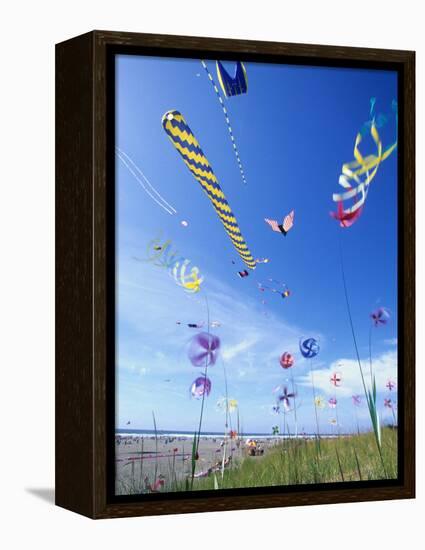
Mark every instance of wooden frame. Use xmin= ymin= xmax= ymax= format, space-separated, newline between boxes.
xmin=56 ymin=30 xmax=415 ymax=519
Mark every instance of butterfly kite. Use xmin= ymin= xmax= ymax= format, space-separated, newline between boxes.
xmin=265 ymin=210 xmax=294 ymax=236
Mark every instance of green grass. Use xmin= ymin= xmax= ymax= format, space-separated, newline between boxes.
xmin=116 ymin=428 xmax=397 ymax=495
xmin=180 ymin=428 xmax=397 ymax=491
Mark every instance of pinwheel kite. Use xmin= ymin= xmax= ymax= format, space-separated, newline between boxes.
xmin=188 ymin=332 xmax=221 ymax=367
xmin=386 ymin=380 xmax=396 ymax=391
xmin=299 ymin=337 xmax=320 ymax=358
xmin=190 ymin=376 xmax=212 ymax=399
xmin=330 ymin=372 xmax=342 ymax=387
xmin=370 ymin=307 xmax=390 ymax=326
xmin=279 ymin=352 xmax=295 ymax=369
xmin=276 ymin=386 xmax=296 ymax=411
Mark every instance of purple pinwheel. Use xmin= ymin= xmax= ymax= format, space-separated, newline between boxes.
xmin=328 ymin=397 xmax=337 ymax=409
xmin=370 ymin=307 xmax=390 ymax=327
xmin=190 ymin=376 xmax=212 ymax=399
xmin=188 ymin=332 xmax=220 ymax=367
xmin=352 ymin=395 xmax=361 ymax=406
xmin=386 ymin=380 xmax=396 ymax=391
xmin=277 ymin=386 xmax=296 ymax=411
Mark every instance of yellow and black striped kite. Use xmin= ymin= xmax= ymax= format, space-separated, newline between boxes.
xmin=162 ymin=110 xmax=256 ymax=269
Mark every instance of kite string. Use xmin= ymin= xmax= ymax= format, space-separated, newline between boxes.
xmin=115 ymin=147 xmax=177 ymax=215
xmin=309 ymin=358 xmax=321 ymax=448
xmin=289 ymin=369 xmax=298 ymax=438
xmin=200 ymin=60 xmax=247 ymax=185
xmin=338 ymin=234 xmax=368 ymax=396
xmin=193 ymin=294 xmax=211 ymax=468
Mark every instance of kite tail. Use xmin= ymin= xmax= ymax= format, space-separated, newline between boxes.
xmin=338 ymin=235 xmax=368 ymax=395
xmin=200 ymin=60 xmax=247 ymax=185
xmin=115 ymin=147 xmax=177 ymax=215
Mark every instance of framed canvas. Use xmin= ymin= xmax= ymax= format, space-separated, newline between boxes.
xmin=55 ymin=30 xmax=415 ymax=519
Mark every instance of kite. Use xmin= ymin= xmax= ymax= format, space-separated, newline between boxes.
xmin=141 ymin=237 xmax=182 ymax=269
xmin=299 ymin=337 xmax=320 ymax=359
xmin=216 ymin=61 xmax=248 ymax=97
xmin=255 ymin=257 xmax=270 ymax=264
xmin=188 ymin=332 xmax=221 ymax=367
xmin=258 ymin=280 xmax=291 ymax=300
xmin=216 ymin=397 xmax=238 ymax=413
xmin=115 ymin=147 xmax=177 ymax=215
xmin=275 ymin=385 xmax=296 ymax=412
xmin=328 ymin=397 xmax=337 ymax=409
xmin=279 ymin=352 xmax=295 ymax=369
xmin=177 ymin=321 xmax=203 ymax=327
xmin=386 ymin=380 xmax=396 ymax=391
xmin=352 ymin=395 xmax=361 ymax=406
xmin=315 ymin=396 xmax=326 ymax=409
xmin=172 ymin=259 xmax=204 ymax=293
xmin=384 ymin=398 xmax=393 ymax=409
xmin=265 ymin=210 xmax=295 ymax=235
xmin=370 ymin=307 xmax=390 ymax=326
xmin=237 ymin=270 xmax=249 ymax=278
xmin=331 ymin=100 xmax=398 ymax=227
xmin=200 ymin=60 xmax=247 ymax=185
xmin=162 ymin=110 xmax=256 ymax=269
xmin=190 ymin=376 xmax=212 ymax=399
xmin=272 ymin=425 xmax=280 ymax=435
xmin=329 ymin=418 xmax=338 ymax=426
xmin=140 ymin=237 xmax=204 ymax=293
xmin=181 ymin=220 xmax=189 ymax=227
xmin=330 ymin=372 xmax=342 ymax=387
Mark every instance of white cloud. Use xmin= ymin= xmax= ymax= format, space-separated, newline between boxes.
xmin=297 ymin=350 xmax=397 ymax=397
xmin=384 ymin=337 xmax=398 ymax=346
xmin=222 ymin=337 xmax=258 ymax=361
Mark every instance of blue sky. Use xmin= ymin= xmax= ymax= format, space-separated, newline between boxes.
xmin=115 ymin=54 xmax=398 ymax=434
